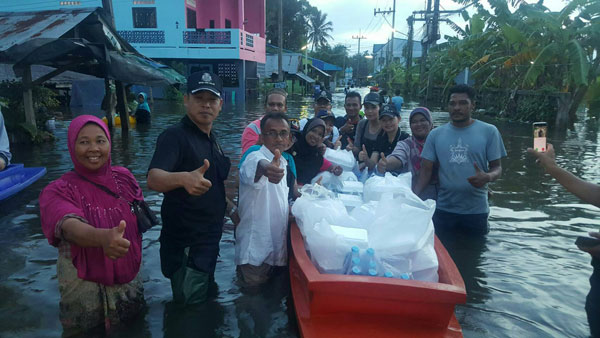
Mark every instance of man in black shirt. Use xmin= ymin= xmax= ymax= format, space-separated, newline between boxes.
xmin=335 ymin=91 xmax=363 ymax=150
xmin=147 ymin=71 xmax=231 ymax=305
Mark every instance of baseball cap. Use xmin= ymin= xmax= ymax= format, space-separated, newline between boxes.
xmin=379 ymin=104 xmax=400 ymax=119
xmin=187 ymin=71 xmax=223 ymax=97
xmin=316 ymin=89 xmax=332 ymax=103
xmin=316 ymin=110 xmax=335 ymax=121
xmin=363 ymin=92 xmax=381 ymax=106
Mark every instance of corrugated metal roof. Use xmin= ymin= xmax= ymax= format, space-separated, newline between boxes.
xmin=0 ymin=63 xmax=99 ymax=84
xmin=0 ymin=8 xmax=96 ymax=52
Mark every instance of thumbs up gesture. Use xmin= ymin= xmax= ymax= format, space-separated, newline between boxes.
xmin=185 ymin=159 xmax=213 ymax=196
xmin=377 ymin=152 xmax=387 ymax=174
xmin=103 ymin=220 xmax=131 ymax=260
xmin=257 ymin=149 xmax=285 ymax=184
xmin=467 ymin=162 xmax=490 ymax=188
xmin=358 ymin=144 xmax=368 ymax=162
xmin=345 ymin=137 xmax=354 ymax=151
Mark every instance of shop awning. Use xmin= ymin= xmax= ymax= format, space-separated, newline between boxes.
xmin=295 ymin=71 xmax=315 ymax=83
xmin=310 ymin=64 xmax=330 ymax=77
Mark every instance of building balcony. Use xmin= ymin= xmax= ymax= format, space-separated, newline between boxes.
xmin=117 ymin=28 xmax=265 ymax=63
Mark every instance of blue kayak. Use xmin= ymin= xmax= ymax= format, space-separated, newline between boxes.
xmin=0 ymin=164 xmax=47 ymax=201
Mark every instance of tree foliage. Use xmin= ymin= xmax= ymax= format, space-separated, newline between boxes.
xmin=265 ymin=0 xmax=313 ymax=51
xmin=424 ymin=0 xmax=599 ymax=121
xmin=307 ymin=9 xmax=333 ymax=51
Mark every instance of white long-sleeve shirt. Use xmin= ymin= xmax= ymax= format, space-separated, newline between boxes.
xmin=235 ymin=146 xmax=289 ymax=267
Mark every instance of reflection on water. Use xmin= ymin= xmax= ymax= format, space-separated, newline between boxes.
xmin=0 ymin=90 xmax=599 ymax=337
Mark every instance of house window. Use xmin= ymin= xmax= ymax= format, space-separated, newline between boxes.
xmin=132 ymin=7 xmax=157 ymax=28
xmin=225 ymin=19 xmax=231 ymax=28
xmin=186 ymin=8 xmax=196 ymax=28
xmin=209 ymin=20 xmax=215 ymax=28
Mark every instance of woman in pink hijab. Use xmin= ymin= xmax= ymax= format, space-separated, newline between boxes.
xmin=39 ymin=115 xmax=145 ymax=334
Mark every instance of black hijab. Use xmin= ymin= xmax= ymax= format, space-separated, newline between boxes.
xmin=291 ymin=118 xmax=326 ymax=184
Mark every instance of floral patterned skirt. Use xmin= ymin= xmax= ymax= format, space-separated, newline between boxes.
xmin=56 ymin=250 xmax=145 ymax=335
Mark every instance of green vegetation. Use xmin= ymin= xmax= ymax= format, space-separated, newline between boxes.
xmin=0 ymin=81 xmax=57 ymax=143
xmin=421 ymin=0 xmax=599 ymax=122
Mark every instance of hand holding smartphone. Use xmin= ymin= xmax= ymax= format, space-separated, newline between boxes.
xmin=533 ymin=122 xmax=547 ymax=152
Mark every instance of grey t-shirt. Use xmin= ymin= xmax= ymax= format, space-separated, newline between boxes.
xmin=354 ymin=119 xmax=380 ymax=153
xmin=421 ymin=120 xmax=506 ymax=214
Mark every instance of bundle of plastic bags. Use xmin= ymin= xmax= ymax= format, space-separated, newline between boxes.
xmin=292 ymin=173 xmax=439 ymax=282
xmin=324 ymin=148 xmax=356 ymax=171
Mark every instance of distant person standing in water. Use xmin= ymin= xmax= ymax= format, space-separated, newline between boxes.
xmin=391 ymin=89 xmax=404 ymax=112
xmin=528 ymin=143 xmax=600 ymax=337
xmin=133 ymin=92 xmax=151 ymax=124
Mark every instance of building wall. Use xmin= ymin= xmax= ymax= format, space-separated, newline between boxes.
xmin=0 ymin=0 xmax=102 ymax=11
xmin=243 ymin=0 xmax=265 ymax=37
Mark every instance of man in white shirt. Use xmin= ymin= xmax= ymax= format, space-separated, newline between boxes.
xmin=236 ymin=112 xmax=292 ymax=285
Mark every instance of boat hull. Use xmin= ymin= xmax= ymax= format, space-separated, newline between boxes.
xmin=289 ymin=222 xmax=466 ymax=338
xmin=0 ymin=164 xmax=47 ymax=201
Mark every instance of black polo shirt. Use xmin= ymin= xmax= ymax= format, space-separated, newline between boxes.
xmin=149 ymin=115 xmax=231 ymax=245
xmin=335 ymin=115 xmax=363 ymax=149
xmin=375 ymin=128 xmax=410 ymax=156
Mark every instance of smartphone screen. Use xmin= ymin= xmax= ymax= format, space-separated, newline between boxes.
xmin=533 ymin=122 xmax=547 ymax=152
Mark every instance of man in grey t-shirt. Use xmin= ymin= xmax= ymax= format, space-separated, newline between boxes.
xmin=414 ymin=85 xmax=506 ymax=236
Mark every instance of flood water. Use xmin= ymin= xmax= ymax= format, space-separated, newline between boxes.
xmin=0 ymin=89 xmax=598 ymax=337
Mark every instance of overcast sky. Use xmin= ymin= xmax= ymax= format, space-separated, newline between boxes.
xmin=307 ymin=0 xmax=568 ymax=55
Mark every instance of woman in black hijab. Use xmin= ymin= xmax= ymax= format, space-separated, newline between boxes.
xmin=290 ymin=118 xmax=342 ymax=185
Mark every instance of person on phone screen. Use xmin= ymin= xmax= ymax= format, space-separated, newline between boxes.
xmin=413 ymin=84 xmax=506 ymax=236
xmin=528 ymin=143 xmax=599 ymax=337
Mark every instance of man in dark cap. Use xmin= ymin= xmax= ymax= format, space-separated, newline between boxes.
xmin=299 ymin=89 xmax=339 ymax=143
xmin=147 ymin=71 xmax=232 ymax=305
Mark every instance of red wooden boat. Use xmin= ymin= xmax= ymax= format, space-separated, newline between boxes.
xmin=289 ymin=222 xmax=467 ymax=337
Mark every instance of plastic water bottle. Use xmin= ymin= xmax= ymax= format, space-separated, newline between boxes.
xmin=350 ymin=266 xmax=362 ymax=275
xmin=384 ymin=271 xmax=394 ymax=278
xmin=344 ymin=246 xmax=361 ymax=275
xmin=364 ymin=248 xmax=378 ymax=276
xmin=400 ymin=272 xmax=413 ymax=280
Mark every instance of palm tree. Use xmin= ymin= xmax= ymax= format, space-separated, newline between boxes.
xmin=307 ymin=10 xmax=333 ymax=51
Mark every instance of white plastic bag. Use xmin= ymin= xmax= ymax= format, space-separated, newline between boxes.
xmin=305 ymin=219 xmax=369 ymax=274
xmin=311 ymin=171 xmax=343 ymax=191
xmin=363 ymin=172 xmax=413 ymax=202
xmin=292 ymin=184 xmax=348 ymax=235
xmin=338 ymin=171 xmax=358 ymax=182
xmin=367 ymin=194 xmax=439 ymax=282
xmin=324 ymin=148 xmax=356 ymax=171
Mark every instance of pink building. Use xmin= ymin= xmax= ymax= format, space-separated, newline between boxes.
xmin=113 ymin=0 xmax=266 ymax=101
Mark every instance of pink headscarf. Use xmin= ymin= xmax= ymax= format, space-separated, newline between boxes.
xmin=40 ymin=115 xmax=142 ymax=285
xmin=67 ymin=115 xmax=119 ymax=194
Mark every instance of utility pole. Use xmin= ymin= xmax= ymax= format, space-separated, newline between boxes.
xmin=405 ymin=16 xmax=414 ymax=98
xmin=278 ymin=0 xmax=283 ymax=82
xmin=374 ymin=6 xmax=396 ymax=66
xmin=352 ymin=31 xmax=367 ymax=84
